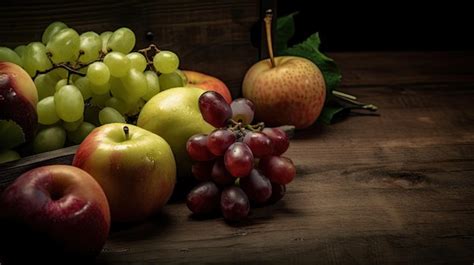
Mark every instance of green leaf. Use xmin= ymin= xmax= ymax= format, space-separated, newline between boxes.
xmin=0 ymin=120 xmax=26 ymax=149
xmin=280 ymin=33 xmax=342 ymax=97
xmin=318 ymin=104 xmax=351 ymax=125
xmin=276 ymin=12 xmax=297 ymax=52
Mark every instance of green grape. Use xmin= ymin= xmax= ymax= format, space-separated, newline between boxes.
xmin=176 ymin=69 xmax=188 ymax=83
xmin=63 ymin=116 xmax=83 ymax=131
xmin=50 ymin=68 xmax=68 ymax=80
xmin=0 ymin=47 xmax=23 ymax=66
xmin=67 ymin=122 xmax=96 ymax=144
xmin=100 ymin=31 xmax=113 ymax=53
xmin=153 ymin=51 xmax=179 ymax=74
xmin=55 ymin=79 xmax=68 ymax=92
xmin=126 ymin=98 xmax=145 ymax=116
xmin=42 ymin=21 xmax=68 ymax=44
xmin=99 ymin=107 xmax=126 ymax=125
xmin=90 ymin=92 xmax=111 ymax=107
xmin=23 ymin=42 xmax=53 ymax=77
xmin=74 ymin=76 xmax=92 ymax=100
xmin=142 ymin=70 xmax=160 ymax=101
xmin=79 ymin=31 xmax=102 ymax=63
xmin=110 ymin=76 xmax=126 ymax=100
xmin=34 ymin=74 xmax=56 ymax=100
xmin=127 ymin=52 xmax=147 ymax=72
xmin=105 ymin=97 xmax=129 ymax=114
xmin=103 ymin=51 xmax=130 ymax=77
xmin=106 ymin=27 xmax=136 ymax=54
xmin=54 ymin=85 xmax=84 ymax=122
xmin=158 ymin=71 xmax=184 ymax=90
xmin=14 ymin=45 xmax=26 ymax=58
xmin=0 ymin=150 xmax=21 ymax=164
xmin=87 ymin=62 xmax=110 ymax=86
xmin=84 ymin=105 xmax=101 ymax=126
xmin=33 ymin=126 xmax=66 ymax=154
xmin=90 ymin=81 xmax=110 ymax=95
xmin=121 ymin=68 xmax=147 ymax=99
xmin=46 ymin=28 xmax=80 ymax=63
xmin=37 ymin=96 xmax=59 ymax=125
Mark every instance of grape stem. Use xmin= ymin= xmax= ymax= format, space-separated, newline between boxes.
xmin=33 ymin=63 xmax=86 ymax=79
xmin=138 ymin=44 xmax=161 ymax=72
xmin=227 ymin=119 xmax=265 ymax=133
xmin=33 ymin=51 xmax=106 ymax=79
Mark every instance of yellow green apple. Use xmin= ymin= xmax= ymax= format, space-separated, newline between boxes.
xmin=137 ymin=87 xmax=214 ymax=181
xmin=72 ymin=123 xmax=176 ymax=223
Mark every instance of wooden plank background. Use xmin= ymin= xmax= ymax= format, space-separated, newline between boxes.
xmin=0 ymin=0 xmax=261 ymax=97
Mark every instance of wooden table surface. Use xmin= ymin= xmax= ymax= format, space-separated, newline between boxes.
xmin=3 ymin=51 xmax=474 ymax=264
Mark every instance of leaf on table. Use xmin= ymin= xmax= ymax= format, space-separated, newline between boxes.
xmin=0 ymin=119 xmax=26 ymax=149
xmin=318 ymin=103 xmax=350 ymax=125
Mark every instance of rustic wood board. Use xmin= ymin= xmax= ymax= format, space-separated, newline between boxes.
xmin=92 ymin=52 xmax=474 ymax=264
xmin=1 ymin=51 xmax=474 ymax=264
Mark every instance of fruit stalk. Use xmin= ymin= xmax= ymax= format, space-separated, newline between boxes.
xmin=264 ymin=9 xmax=276 ymax=68
xmin=123 ymin=126 xmax=129 ymax=140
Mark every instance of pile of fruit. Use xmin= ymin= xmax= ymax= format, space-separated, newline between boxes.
xmin=1 ymin=22 xmax=233 ymax=161
xmin=0 ymin=10 xmax=331 ymax=261
xmin=186 ymin=91 xmax=295 ymax=221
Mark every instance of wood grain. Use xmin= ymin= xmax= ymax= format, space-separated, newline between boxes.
xmin=0 ymin=0 xmax=260 ymax=96
xmin=2 ymin=50 xmax=474 ymax=264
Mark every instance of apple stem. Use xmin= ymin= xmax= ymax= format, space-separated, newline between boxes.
xmin=123 ymin=126 xmax=130 ymax=140
xmin=264 ymin=9 xmax=276 ymax=68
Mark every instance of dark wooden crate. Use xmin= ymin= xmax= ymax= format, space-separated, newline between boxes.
xmin=0 ymin=0 xmax=272 ymax=97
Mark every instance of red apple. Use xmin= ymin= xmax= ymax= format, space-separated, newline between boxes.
xmin=0 ymin=61 xmax=38 ymax=148
xmin=242 ymin=56 xmax=326 ymax=129
xmin=0 ymin=165 xmax=110 ymax=262
xmin=182 ymin=70 xmax=233 ymax=104
xmin=73 ymin=123 xmax=176 ymax=223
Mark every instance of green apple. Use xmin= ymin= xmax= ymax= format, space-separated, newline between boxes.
xmin=72 ymin=123 xmax=176 ymax=223
xmin=137 ymin=87 xmax=214 ymax=181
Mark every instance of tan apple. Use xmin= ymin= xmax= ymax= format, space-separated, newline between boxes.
xmin=242 ymin=56 xmax=326 ymax=129
xmin=242 ymin=10 xmax=326 ymax=129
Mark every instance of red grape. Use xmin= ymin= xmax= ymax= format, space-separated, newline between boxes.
xmin=186 ymin=134 xmax=215 ymax=161
xmin=186 ymin=182 xmax=220 ymax=215
xmin=243 ymin=131 xmax=273 ymax=157
xmin=207 ymin=129 xmax=236 ymax=156
xmin=192 ymin=161 xmax=214 ymax=182
xmin=224 ymin=142 xmax=254 ymax=177
xmin=199 ymin=91 xmax=232 ymax=128
xmin=230 ymin=98 xmax=255 ymax=125
xmin=262 ymin=127 xmax=289 ymax=155
xmin=259 ymin=156 xmax=296 ymax=185
xmin=220 ymin=186 xmax=250 ymax=221
xmin=240 ymin=169 xmax=272 ymax=204
xmin=211 ymin=159 xmax=235 ymax=186
xmin=267 ymin=182 xmax=286 ymax=205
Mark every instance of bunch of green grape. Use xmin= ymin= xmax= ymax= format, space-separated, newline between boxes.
xmin=0 ymin=21 xmax=186 ymax=155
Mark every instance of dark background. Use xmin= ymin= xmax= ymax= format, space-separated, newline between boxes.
xmin=277 ymin=1 xmax=473 ymax=52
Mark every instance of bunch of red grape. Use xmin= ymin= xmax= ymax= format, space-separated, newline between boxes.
xmin=186 ymin=91 xmax=296 ymax=221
